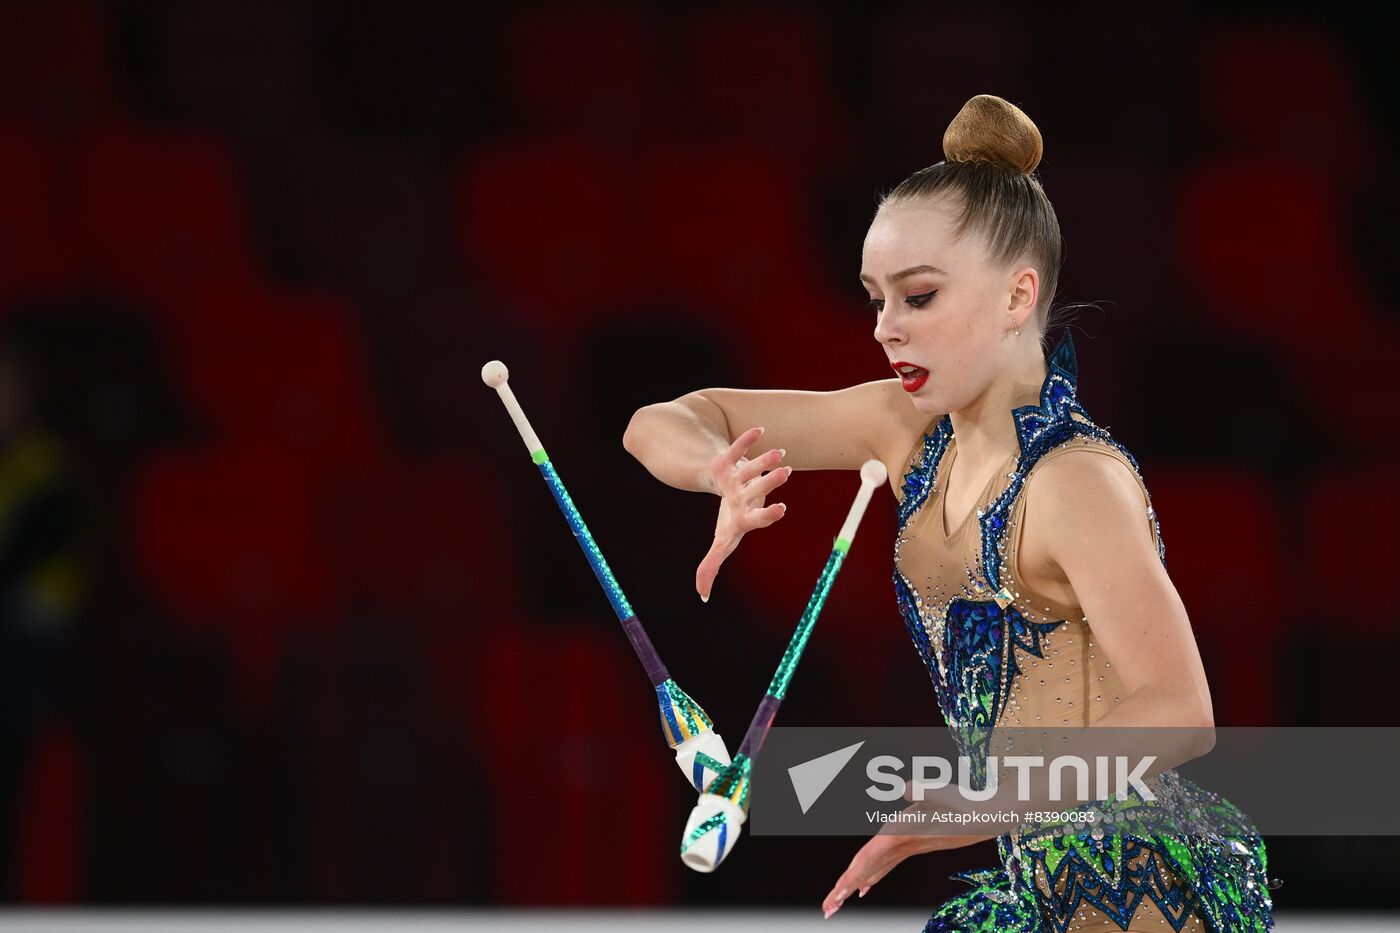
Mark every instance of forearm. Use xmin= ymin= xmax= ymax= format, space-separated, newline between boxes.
xmin=906 ymin=830 xmax=1000 ymax=852
xmin=1088 ymin=681 xmax=1213 ymax=735
xmin=1001 ymin=685 xmax=1214 ymax=808
xmin=1070 ymin=682 xmax=1216 ymax=777
xmin=623 ymin=393 xmax=732 ymax=493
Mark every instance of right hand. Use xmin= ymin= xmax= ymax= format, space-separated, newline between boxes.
xmin=696 ymin=426 xmax=791 ymax=602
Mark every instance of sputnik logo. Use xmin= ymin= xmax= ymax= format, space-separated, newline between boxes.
xmin=787 ymin=741 xmax=866 ymax=814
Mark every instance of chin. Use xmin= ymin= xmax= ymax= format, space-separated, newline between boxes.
xmin=907 ymin=393 xmax=941 ymax=415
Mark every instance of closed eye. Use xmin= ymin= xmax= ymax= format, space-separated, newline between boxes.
xmin=866 ymin=290 xmax=937 ymax=313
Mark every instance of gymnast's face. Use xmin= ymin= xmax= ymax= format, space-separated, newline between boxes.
xmin=861 ymin=197 xmax=1024 ymax=416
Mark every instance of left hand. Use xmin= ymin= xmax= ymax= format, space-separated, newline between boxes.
xmin=822 ymin=828 xmax=992 ymax=919
xmin=821 ymin=832 xmax=919 ymax=919
xmin=822 ymin=783 xmax=1007 ymax=920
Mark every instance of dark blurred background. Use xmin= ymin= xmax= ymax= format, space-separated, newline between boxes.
xmin=0 ymin=0 xmax=1395 ymax=913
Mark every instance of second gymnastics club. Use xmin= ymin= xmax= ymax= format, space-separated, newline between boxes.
xmin=481 ymin=360 xmax=731 ymax=793
xmin=679 ymin=459 xmax=888 ymax=872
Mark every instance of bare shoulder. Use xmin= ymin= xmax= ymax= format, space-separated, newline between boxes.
xmin=1031 ymin=440 xmax=1145 ymax=502
xmin=1021 ymin=439 xmax=1157 ymax=569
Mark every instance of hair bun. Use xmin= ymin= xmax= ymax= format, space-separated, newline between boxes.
xmin=943 ymin=94 xmax=1043 ymax=175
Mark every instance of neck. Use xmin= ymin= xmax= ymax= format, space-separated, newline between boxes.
xmin=946 ymin=343 xmax=1048 ymax=470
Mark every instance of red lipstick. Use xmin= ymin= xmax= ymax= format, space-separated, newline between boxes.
xmin=891 ymin=360 xmax=930 ymax=393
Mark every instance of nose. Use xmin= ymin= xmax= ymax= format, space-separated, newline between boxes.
xmin=873 ymin=306 xmax=905 ymax=347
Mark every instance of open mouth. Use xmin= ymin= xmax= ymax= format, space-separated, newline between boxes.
xmin=892 ymin=363 xmax=930 ymax=392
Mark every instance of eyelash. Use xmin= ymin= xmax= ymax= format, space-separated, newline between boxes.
xmin=866 ymin=290 xmax=938 ymax=313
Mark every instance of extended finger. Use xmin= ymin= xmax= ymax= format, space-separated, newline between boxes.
xmin=696 ymin=534 xmax=738 ymax=602
xmin=745 ymin=501 xmax=787 ymax=530
xmin=720 ymin=426 xmax=764 ymax=471
xmin=736 ymin=446 xmax=785 ymax=485
xmin=743 ymin=463 xmax=792 ymax=499
xmin=822 ymin=881 xmax=853 ymax=918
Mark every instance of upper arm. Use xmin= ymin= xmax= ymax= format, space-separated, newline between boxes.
xmin=687 ymin=378 xmax=933 ymax=474
xmin=1031 ymin=450 xmax=1212 ymax=723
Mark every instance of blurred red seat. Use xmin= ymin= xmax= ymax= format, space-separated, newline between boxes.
xmin=737 ymin=286 xmax=885 ymax=389
xmin=166 ymin=287 xmax=388 ymax=483
xmin=130 ymin=440 xmax=339 ymax=701
xmin=1145 ymin=466 xmax=1287 ymax=725
xmin=13 ymin=722 xmax=82 ymax=903
xmin=675 ymin=6 xmax=850 ymax=175
xmin=462 ymin=622 xmax=672 ymax=904
xmin=319 ymin=453 xmax=519 ymax=621
xmin=75 ymin=125 xmax=257 ymax=314
xmin=1174 ymin=155 xmax=1399 ymax=447
xmin=1295 ymin=463 xmax=1400 ymax=722
xmin=0 ymin=128 xmax=76 ymax=305
xmin=1301 ymin=464 xmax=1399 ymax=635
xmin=636 ymin=143 xmax=827 ymax=328
xmin=1172 ymin=156 xmax=1372 ymax=353
xmin=455 ymin=138 xmax=629 ymax=338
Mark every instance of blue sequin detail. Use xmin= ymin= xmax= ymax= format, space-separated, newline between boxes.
xmin=894 ymin=568 xmax=1061 ymax=784
xmin=897 ymin=416 xmax=953 ymax=529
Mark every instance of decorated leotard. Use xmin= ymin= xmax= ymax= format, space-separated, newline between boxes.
xmin=892 ymin=330 xmax=1276 ymax=932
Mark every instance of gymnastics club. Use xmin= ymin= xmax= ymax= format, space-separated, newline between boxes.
xmin=481 ymin=360 xmax=731 ymax=793
xmin=679 ymin=459 xmax=888 ymax=872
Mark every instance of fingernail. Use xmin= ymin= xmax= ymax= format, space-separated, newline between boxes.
xmin=757 ymin=426 xmax=765 ymax=436
xmin=701 ymin=593 xmax=709 ymax=603
xmin=859 ymin=886 xmax=870 ymax=897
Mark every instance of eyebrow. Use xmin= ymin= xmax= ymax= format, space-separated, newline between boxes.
xmin=858 ymin=265 xmax=948 ymax=285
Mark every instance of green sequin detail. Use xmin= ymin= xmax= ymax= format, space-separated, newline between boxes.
xmin=681 ymin=813 xmax=726 ymax=854
xmin=767 ymin=549 xmax=844 ymax=700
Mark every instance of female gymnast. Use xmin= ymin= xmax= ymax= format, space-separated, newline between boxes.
xmin=622 ymin=94 xmax=1274 ymax=932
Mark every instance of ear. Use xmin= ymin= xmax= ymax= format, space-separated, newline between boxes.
xmin=1007 ymin=264 xmax=1039 ymax=328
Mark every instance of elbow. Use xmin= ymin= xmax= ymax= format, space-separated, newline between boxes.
xmin=1186 ymin=690 xmax=1215 ymax=758
xmin=1191 ymin=680 xmax=1215 ymax=731
xmin=1189 ymin=717 xmax=1216 ymax=762
xmin=622 ymin=414 xmax=639 ymax=457
xmin=622 ymin=406 xmax=652 ymax=458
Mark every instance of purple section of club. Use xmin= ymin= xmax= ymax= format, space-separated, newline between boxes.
xmin=739 ymin=694 xmax=783 ymax=757
xmin=621 ymin=615 xmax=670 ymax=685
